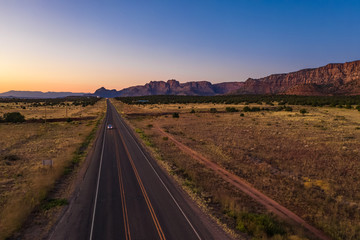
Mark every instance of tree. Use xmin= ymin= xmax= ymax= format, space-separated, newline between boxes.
xmin=3 ymin=112 xmax=25 ymax=123
xmin=226 ymin=107 xmax=238 ymax=112
xmin=299 ymin=109 xmax=307 ymax=115
xmin=243 ymin=106 xmax=251 ymax=112
xmin=284 ymin=106 xmax=293 ymax=112
xmin=210 ymin=108 xmax=217 ymax=113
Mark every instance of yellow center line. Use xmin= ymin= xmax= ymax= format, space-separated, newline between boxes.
xmin=114 ymin=133 xmax=132 ymax=240
xmin=116 ymin=127 xmax=166 ymax=240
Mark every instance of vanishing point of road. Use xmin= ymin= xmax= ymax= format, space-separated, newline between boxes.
xmin=49 ymin=100 xmax=232 ymax=240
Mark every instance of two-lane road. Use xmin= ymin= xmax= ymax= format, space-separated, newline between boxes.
xmin=50 ymin=100 xmax=232 ymax=240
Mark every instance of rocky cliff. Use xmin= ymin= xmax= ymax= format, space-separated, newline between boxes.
xmin=93 ymin=80 xmax=244 ymax=97
xmin=234 ymin=60 xmax=360 ymax=95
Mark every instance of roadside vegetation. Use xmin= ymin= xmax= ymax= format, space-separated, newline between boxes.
xmin=116 ymin=94 xmax=360 ymax=108
xmin=113 ymin=97 xmax=360 ymax=240
xmin=0 ymin=98 xmax=105 ymax=240
xmin=0 ymin=96 xmax=101 ymax=121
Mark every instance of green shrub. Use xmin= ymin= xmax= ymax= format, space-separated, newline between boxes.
xmin=3 ymin=112 xmax=25 ymax=123
xmin=135 ymin=128 xmax=154 ymax=147
xmin=190 ymin=109 xmax=195 ymax=113
xmin=42 ymin=198 xmax=68 ymax=210
xmin=284 ymin=106 xmax=293 ymax=111
xmin=240 ymin=113 xmax=244 ymax=117
xmin=243 ymin=106 xmax=251 ymax=112
xmin=225 ymin=107 xmax=238 ymax=112
xmin=172 ymin=112 xmax=179 ymax=118
xmin=3 ymin=154 xmax=20 ymax=161
xmin=299 ymin=109 xmax=308 ymax=115
xmin=243 ymin=106 xmax=261 ymax=112
xmin=236 ymin=212 xmax=286 ymax=237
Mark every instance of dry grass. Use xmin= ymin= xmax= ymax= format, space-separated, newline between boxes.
xmin=113 ymin=100 xmax=360 ymax=240
xmin=0 ymin=101 xmax=100 ymax=120
xmin=0 ymin=99 xmax=106 ymax=240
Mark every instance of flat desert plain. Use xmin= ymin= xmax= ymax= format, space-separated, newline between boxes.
xmin=0 ymin=98 xmax=105 ymax=239
xmin=113 ymin=99 xmax=360 ymax=240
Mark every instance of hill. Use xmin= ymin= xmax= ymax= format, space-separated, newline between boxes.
xmin=0 ymin=90 xmax=87 ymax=99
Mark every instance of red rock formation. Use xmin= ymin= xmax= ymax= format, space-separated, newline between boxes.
xmin=235 ymin=60 xmax=360 ymax=95
xmin=116 ymin=79 xmax=242 ymax=97
xmin=93 ymin=60 xmax=360 ymax=97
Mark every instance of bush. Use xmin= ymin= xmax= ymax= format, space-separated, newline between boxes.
xmin=210 ymin=108 xmax=217 ymax=113
xmin=284 ymin=106 xmax=293 ymax=112
xmin=240 ymin=113 xmax=244 ymax=117
xmin=3 ymin=154 xmax=20 ymax=161
xmin=236 ymin=212 xmax=286 ymax=237
xmin=243 ymin=106 xmax=261 ymax=112
xmin=299 ymin=109 xmax=308 ymax=115
xmin=190 ymin=109 xmax=195 ymax=113
xmin=42 ymin=198 xmax=68 ymax=210
xmin=243 ymin=106 xmax=251 ymax=112
xmin=172 ymin=112 xmax=179 ymax=118
xmin=226 ymin=107 xmax=238 ymax=112
xmin=3 ymin=112 xmax=25 ymax=123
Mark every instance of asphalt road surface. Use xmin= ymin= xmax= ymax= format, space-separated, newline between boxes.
xmin=49 ymin=100 xmax=232 ymax=240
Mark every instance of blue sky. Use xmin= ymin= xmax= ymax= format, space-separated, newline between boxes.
xmin=1 ymin=0 xmax=359 ymax=92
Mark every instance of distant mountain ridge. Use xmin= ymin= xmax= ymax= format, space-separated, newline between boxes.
xmin=2 ymin=60 xmax=359 ymax=98
xmin=0 ymin=90 xmax=87 ymax=99
xmin=93 ymin=80 xmax=243 ymax=98
xmin=93 ymin=60 xmax=360 ymax=97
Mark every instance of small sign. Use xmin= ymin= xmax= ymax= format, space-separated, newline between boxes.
xmin=42 ymin=159 xmax=53 ymax=167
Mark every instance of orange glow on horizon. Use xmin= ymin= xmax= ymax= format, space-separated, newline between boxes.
xmin=0 ymin=70 xmax=169 ymax=93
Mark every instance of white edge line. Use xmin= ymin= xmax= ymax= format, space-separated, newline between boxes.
xmin=89 ymin=115 xmax=107 ymax=240
xmin=114 ymin=107 xmax=202 ymax=240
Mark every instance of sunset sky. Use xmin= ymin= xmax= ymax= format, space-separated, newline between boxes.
xmin=1 ymin=0 xmax=359 ymax=93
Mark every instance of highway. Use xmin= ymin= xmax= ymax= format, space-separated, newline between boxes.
xmin=49 ymin=100 xmax=232 ymax=240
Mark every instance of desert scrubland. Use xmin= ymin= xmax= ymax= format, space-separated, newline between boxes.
xmin=113 ymin=98 xmax=360 ymax=240
xmin=0 ymin=98 xmax=105 ymax=239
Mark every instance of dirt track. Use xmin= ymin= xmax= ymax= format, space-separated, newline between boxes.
xmin=156 ymin=126 xmax=330 ymax=240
